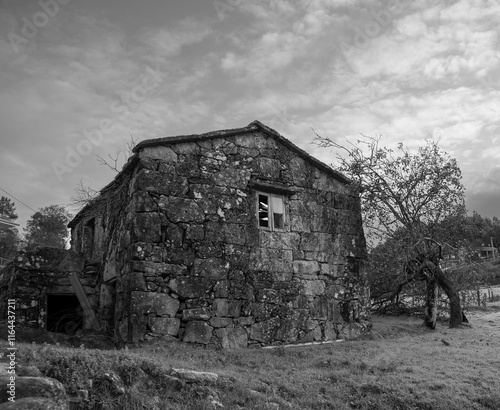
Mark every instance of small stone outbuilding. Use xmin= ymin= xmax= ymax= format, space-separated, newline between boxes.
xmin=2 ymin=121 xmax=370 ymax=348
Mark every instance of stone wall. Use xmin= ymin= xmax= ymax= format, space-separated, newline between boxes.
xmin=0 ymin=248 xmax=97 ymax=332
xmin=103 ymin=130 xmax=368 ymax=347
xmin=69 ymin=170 xmax=135 ymax=336
xmin=68 ymin=127 xmax=370 ymax=347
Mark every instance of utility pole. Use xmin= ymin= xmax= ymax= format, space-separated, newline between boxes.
xmin=491 ymin=237 xmax=496 ymax=260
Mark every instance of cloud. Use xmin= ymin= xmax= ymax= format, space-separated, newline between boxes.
xmin=140 ymin=17 xmax=213 ymax=60
xmin=219 ymin=1 xmax=348 ymax=84
xmin=2 ymin=0 xmax=500 ymax=231
xmin=467 ymin=166 xmax=500 ymax=217
xmin=221 ymin=30 xmax=309 ymax=82
xmin=438 ymin=0 xmax=500 ymax=22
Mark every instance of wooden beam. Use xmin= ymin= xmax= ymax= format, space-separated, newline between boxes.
xmin=69 ymin=272 xmax=101 ymax=332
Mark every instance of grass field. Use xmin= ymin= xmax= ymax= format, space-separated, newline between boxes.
xmin=11 ymin=301 xmax=500 ymax=410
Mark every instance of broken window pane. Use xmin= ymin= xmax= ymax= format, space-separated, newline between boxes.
xmin=257 ymin=193 xmax=285 ymax=230
xmin=258 ymin=194 xmax=269 ymax=227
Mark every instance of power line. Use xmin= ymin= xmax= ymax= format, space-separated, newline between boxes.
xmin=0 ymin=187 xmax=37 ymax=213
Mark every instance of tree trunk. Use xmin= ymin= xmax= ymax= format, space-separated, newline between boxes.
xmin=424 ymin=277 xmax=438 ymax=329
xmin=434 ymin=266 xmax=463 ymax=328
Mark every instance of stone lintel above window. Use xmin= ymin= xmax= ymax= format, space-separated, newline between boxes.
xmin=249 ymin=181 xmax=295 ymax=196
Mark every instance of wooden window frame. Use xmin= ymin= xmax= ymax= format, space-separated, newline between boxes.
xmin=256 ymin=191 xmax=286 ymax=232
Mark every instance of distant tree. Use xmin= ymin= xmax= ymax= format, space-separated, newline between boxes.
xmin=315 ymin=134 xmax=467 ymax=328
xmin=0 ymin=230 xmax=20 ymax=261
xmin=0 ymin=196 xmax=19 ymax=260
xmin=467 ymin=211 xmax=500 ymax=250
xmin=24 ymin=205 xmax=72 ymax=249
xmin=0 ymin=196 xmax=18 ymax=220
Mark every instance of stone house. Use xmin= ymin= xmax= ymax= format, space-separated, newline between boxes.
xmin=2 ymin=121 xmax=370 ymax=348
xmin=479 ymin=246 xmax=498 ymax=259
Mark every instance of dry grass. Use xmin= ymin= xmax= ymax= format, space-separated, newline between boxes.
xmin=11 ymin=305 xmax=500 ymax=410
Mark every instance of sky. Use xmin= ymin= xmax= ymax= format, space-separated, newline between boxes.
xmin=0 ymin=0 xmax=499 ymax=233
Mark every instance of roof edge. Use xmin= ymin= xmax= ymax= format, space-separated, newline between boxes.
xmin=133 ymin=120 xmax=350 ymax=184
xmin=69 ymin=120 xmax=351 ymax=228
xmin=0 ymin=218 xmax=19 ymax=230
xmin=132 ymin=124 xmax=258 ymax=153
xmin=249 ymin=120 xmax=351 ymax=184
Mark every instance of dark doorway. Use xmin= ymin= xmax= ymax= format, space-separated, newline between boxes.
xmin=46 ymin=294 xmax=83 ymax=334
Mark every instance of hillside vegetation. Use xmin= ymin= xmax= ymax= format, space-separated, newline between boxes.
xmin=9 ymin=304 xmax=500 ymax=410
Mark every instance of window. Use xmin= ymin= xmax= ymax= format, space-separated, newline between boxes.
xmin=257 ymin=192 xmax=285 ymax=230
xmin=82 ymin=218 xmax=95 ymax=259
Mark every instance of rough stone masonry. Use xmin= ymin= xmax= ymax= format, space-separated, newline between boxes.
xmin=5 ymin=121 xmax=371 ymax=348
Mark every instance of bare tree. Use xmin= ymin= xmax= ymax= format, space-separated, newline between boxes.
xmin=71 ymin=136 xmax=137 ymax=210
xmin=96 ymin=136 xmax=137 ymax=173
xmin=69 ymin=179 xmax=100 ymax=208
xmin=314 ymin=133 xmax=467 ymax=328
